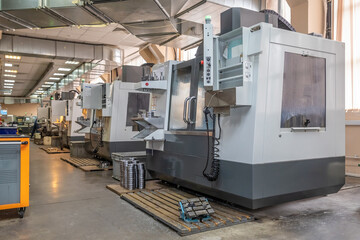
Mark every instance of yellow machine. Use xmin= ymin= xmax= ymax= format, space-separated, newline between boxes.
xmin=0 ymin=136 xmax=29 ymax=218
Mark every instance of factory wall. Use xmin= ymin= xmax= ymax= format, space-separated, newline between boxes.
xmin=1 ymin=103 xmax=40 ymax=117
xmin=287 ymin=0 xmax=327 ymax=36
xmin=345 ymin=111 xmax=360 ymax=177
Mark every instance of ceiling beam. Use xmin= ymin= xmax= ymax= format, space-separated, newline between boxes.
xmin=25 ymin=63 xmax=54 ymax=97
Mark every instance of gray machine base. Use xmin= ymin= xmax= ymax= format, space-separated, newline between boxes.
xmin=69 ymin=136 xmax=85 ymax=142
xmin=147 ymin=150 xmax=345 ymax=209
xmin=85 ymin=138 xmax=146 ymax=161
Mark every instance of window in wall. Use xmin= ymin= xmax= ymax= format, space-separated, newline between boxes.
xmin=334 ymin=0 xmax=360 ymax=109
xmin=181 ymin=47 xmax=198 ymax=61
xmin=125 ymin=55 xmax=146 ymax=66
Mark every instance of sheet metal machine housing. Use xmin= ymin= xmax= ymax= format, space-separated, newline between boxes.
xmin=146 ymin=22 xmax=345 ymax=209
xmin=80 ymin=66 xmax=151 ymax=161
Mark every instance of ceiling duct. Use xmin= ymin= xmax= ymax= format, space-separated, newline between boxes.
xmin=25 ymin=62 xmax=54 ymax=97
xmin=158 ymin=0 xmax=189 ymax=17
xmin=91 ymin=0 xmax=169 ymax=23
xmin=175 ymin=0 xmax=261 ymax=34
xmin=81 ymin=3 xmax=114 ymax=23
xmin=0 ymin=0 xmax=105 ymax=28
xmin=40 ymin=7 xmax=78 ymax=26
xmin=0 ymin=34 xmax=122 ymax=63
xmin=45 ymin=0 xmax=108 ymax=25
xmin=174 ymin=0 xmax=206 ymax=18
xmin=0 ymin=11 xmax=38 ymax=30
xmin=0 ymin=0 xmax=262 ymax=48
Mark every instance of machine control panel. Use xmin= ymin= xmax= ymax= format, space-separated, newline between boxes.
xmin=81 ymin=83 xmax=104 ymax=110
xmin=243 ymin=62 xmax=253 ymax=82
xmin=102 ymin=83 xmax=112 ymax=117
xmin=203 ymin=16 xmax=214 ymax=89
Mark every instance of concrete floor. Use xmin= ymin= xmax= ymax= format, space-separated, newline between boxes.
xmin=0 ymin=143 xmax=360 ymax=240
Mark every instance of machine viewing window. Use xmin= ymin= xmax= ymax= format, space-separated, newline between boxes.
xmin=281 ymin=52 xmax=326 ymax=128
xmin=126 ymin=93 xmax=150 ymax=126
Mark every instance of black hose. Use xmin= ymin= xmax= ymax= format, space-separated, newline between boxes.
xmin=69 ymin=89 xmax=80 ymax=94
xmin=202 ymin=107 xmax=221 ymax=181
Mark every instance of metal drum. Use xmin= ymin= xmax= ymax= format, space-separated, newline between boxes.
xmin=138 ymin=163 xmax=146 ymax=189
xmin=116 ymin=157 xmax=147 ymax=190
xmin=126 ymin=163 xmax=135 ymax=190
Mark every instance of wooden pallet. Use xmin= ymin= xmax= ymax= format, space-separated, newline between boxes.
xmin=121 ymin=188 xmax=254 ymax=236
xmin=60 ymin=157 xmax=112 ymax=172
xmin=107 ymin=180 xmax=165 ymax=195
xmin=40 ymin=147 xmax=70 ymax=154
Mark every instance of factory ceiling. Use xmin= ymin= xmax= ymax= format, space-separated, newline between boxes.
xmin=0 ymin=35 xmax=122 ymax=97
xmin=0 ymin=0 xmax=261 ymax=49
xmin=0 ymin=0 xmax=261 ymax=98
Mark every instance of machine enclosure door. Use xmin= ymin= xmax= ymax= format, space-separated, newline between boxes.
xmin=169 ymin=59 xmax=210 ymax=132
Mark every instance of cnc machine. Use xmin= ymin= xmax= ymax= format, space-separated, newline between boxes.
xmin=57 ymin=92 xmax=85 ymax=148
xmin=81 ymin=66 xmax=151 ymax=161
xmin=146 ymin=8 xmax=345 ymax=209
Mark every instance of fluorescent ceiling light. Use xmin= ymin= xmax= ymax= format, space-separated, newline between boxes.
xmin=4 ymin=74 xmax=16 ymax=77
xmin=5 ymin=63 xmax=13 ymax=67
xmin=65 ymin=61 xmax=79 ymax=65
xmin=4 ymin=93 xmax=12 ymax=95
xmin=44 ymin=82 xmax=54 ymax=85
xmin=49 ymin=77 xmax=60 ymax=80
xmin=4 ymin=80 xmax=15 ymax=83
xmin=54 ymin=73 xmax=65 ymax=76
xmin=5 ymin=69 xmax=18 ymax=73
xmin=36 ymin=90 xmax=44 ymax=93
xmin=4 ymin=83 xmax=14 ymax=86
xmin=58 ymin=68 xmax=71 ymax=72
xmin=42 ymin=85 xmax=51 ymax=88
xmin=5 ymin=55 xmax=21 ymax=60
xmin=38 ymin=88 xmax=43 ymax=90
xmin=4 ymin=86 xmax=13 ymax=88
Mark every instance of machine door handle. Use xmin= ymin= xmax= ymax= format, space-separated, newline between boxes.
xmin=188 ymin=96 xmax=197 ymax=124
xmin=183 ymin=97 xmax=191 ymax=124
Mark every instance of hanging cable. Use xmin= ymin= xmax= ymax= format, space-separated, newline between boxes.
xmin=202 ymin=107 xmax=221 ymax=181
xmin=89 ymin=110 xmax=103 ymax=154
xmin=69 ymin=89 xmax=80 ymax=94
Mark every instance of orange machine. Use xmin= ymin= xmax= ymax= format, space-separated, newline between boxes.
xmin=0 ymin=136 xmax=30 ymax=218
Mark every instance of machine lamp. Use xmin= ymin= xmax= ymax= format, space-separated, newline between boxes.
xmin=205 ymin=15 xmax=211 ymax=23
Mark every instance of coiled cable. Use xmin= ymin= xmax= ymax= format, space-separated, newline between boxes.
xmin=202 ymin=107 xmax=221 ymax=181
